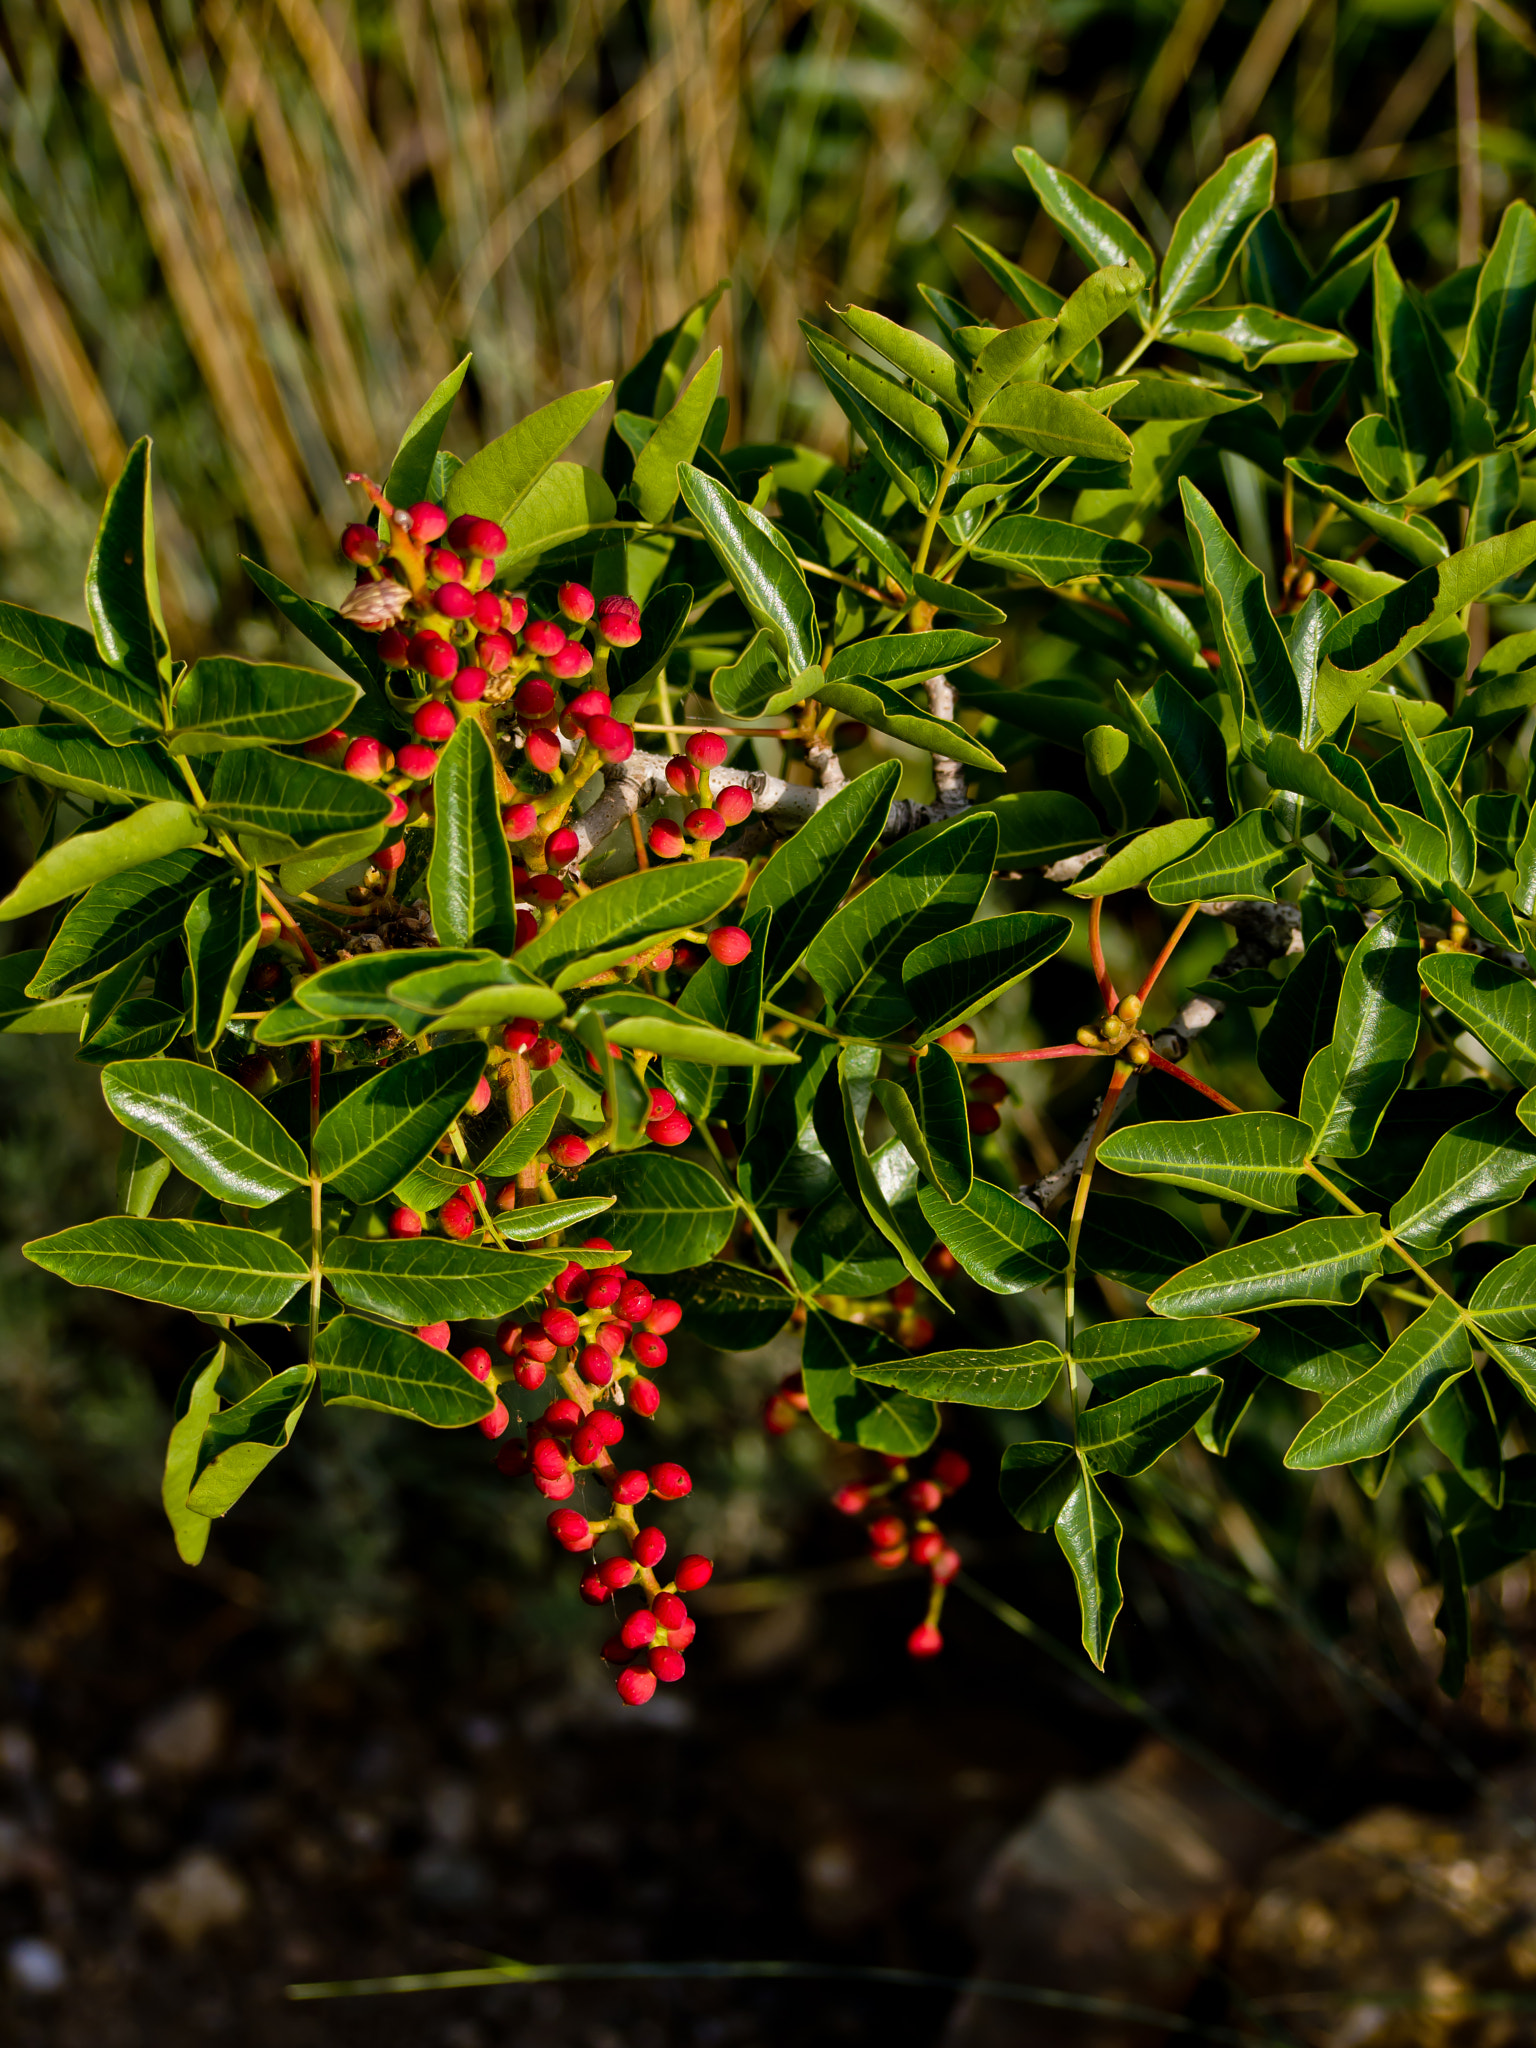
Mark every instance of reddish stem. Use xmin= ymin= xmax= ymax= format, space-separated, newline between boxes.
xmin=1143 ymin=1049 xmax=1242 ymax=1113
xmin=1135 ymin=902 xmax=1199 ymax=1008
xmin=949 ymin=1043 xmax=1104 ymax=1064
xmin=1088 ymin=896 xmax=1117 ymax=1011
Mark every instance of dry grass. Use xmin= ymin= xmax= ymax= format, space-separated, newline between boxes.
xmin=0 ymin=0 xmax=1529 ymax=644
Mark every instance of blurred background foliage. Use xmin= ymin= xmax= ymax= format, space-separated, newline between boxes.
xmin=5 ymin=0 xmax=1536 ymax=1695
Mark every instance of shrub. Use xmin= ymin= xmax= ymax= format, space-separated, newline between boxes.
xmin=7 ymin=135 xmax=1536 ymax=1697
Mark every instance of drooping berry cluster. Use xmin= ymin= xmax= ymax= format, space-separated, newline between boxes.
xmin=833 ymin=1448 xmax=969 ymax=1657
xmin=647 ymin=730 xmax=754 ymax=862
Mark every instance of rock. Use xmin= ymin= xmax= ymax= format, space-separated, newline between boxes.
xmin=135 ymin=1850 xmax=250 ymax=1948
xmin=132 ymin=1693 xmax=226 ymax=1777
xmin=1227 ymin=1763 xmax=1536 ymax=2047
xmin=947 ymin=1740 xmax=1292 ymax=2048
xmin=6 ymin=1937 xmax=66 ymax=1995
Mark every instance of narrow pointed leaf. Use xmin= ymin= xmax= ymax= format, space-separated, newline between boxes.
xmin=186 ymin=1365 xmax=313 ymax=1516
xmin=184 ymin=874 xmax=261 ymax=1052
xmin=571 ymin=1153 xmax=735 ymax=1271
xmin=747 ymin=760 xmax=899 ymax=992
xmin=1099 ymin=1111 xmax=1311 ymax=1213
xmin=101 ymin=1057 xmax=307 ymax=1205
xmin=312 ymin=1043 xmax=487 ymax=1201
xmin=24 ymin=1216 xmax=308 ymax=1317
xmin=1390 ymin=1098 xmax=1536 ymax=1250
xmin=0 ymin=725 xmax=183 ymax=806
xmin=632 ymin=348 xmax=724 ymax=523
xmin=841 ymin=1053 xmax=943 ymax=1301
xmin=169 ymin=659 xmax=359 ymax=752
xmin=315 ymin=1315 xmax=494 ymax=1427
xmin=321 ymin=1237 xmax=563 ymax=1323
xmin=814 ymin=674 xmax=1002 ymax=772
xmin=1180 ymin=479 xmax=1301 ymax=738
xmin=1000 ymin=1440 xmax=1080 ymax=1532
xmin=1469 ymin=1245 xmax=1536 ymax=1340
xmin=915 ymin=1178 xmax=1066 ymax=1292
xmin=426 ymin=717 xmax=517 ymax=951
xmin=1014 ymin=146 xmax=1156 ymax=287
xmin=1458 ymin=201 xmax=1536 ymax=436
xmin=445 ymin=384 xmax=612 ymax=526
xmin=1055 ymin=1470 xmax=1123 ymax=1668
xmin=384 ymin=355 xmax=470 ymax=506
xmin=1148 ymin=808 xmax=1303 ymax=905
xmin=517 ymin=859 xmax=746 ymax=992
xmin=902 ymin=910 xmax=1072 ymax=1038
xmin=1419 ymin=953 xmax=1536 ymax=1087
xmin=1285 ymin=1295 xmax=1473 ymax=1468
xmin=1298 ymin=904 xmax=1421 ymax=1157
xmin=969 ymin=514 xmax=1149 ymax=585
xmin=853 ymin=1340 xmax=1063 ymax=1408
xmin=1244 ymin=1304 xmax=1380 ymax=1393
xmin=654 ymin=1263 xmax=797 ymax=1352
xmin=1080 ymin=1374 xmax=1219 ymax=1475
xmin=679 ymin=464 xmax=819 ymax=674
xmin=0 ymin=800 xmax=205 ymax=921
xmin=802 ymin=1308 xmax=940 ymax=1455
xmin=1076 ymin=1314 xmax=1256 ymax=1388
xmin=1148 ymin=1214 xmax=1388 ymax=1317
xmin=86 ymin=437 xmax=170 ymax=685
xmin=0 ymin=597 xmax=161 ymax=741
xmin=23 ymin=847 xmax=217 ymax=998
xmin=980 ymin=383 xmax=1134 ymax=463
xmin=203 ymin=748 xmax=393 ymax=856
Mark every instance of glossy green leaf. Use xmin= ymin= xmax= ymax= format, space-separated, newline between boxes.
xmin=1373 ymin=242 xmax=1455 ymax=483
xmin=838 ymin=304 xmax=967 ymax=410
xmin=86 ymin=437 xmax=170 ymax=686
xmin=184 ymin=874 xmax=261 ymax=1052
xmin=913 ymin=1047 xmax=973 ymax=1202
xmin=1244 ymin=1304 xmax=1380 ymax=1394
xmin=790 ymin=1136 xmax=920 ymax=1298
xmin=169 ymin=659 xmax=359 ymax=752
xmin=815 ymin=492 xmax=915 ymax=597
xmin=490 ymin=1195 xmax=619 ymax=1245
xmin=632 ymin=349 xmax=724 ymax=523
xmin=826 ymin=629 xmax=997 ymax=688
xmin=969 ymin=514 xmax=1149 ymax=586
xmin=737 ymin=1033 xmax=840 ymax=1211
xmin=240 ymin=558 xmax=382 ymax=704
xmin=1162 ymin=307 xmax=1354 ymax=369
xmin=425 ymin=717 xmax=517 ymax=952
xmin=281 ymin=947 xmax=493 ymax=1032
xmin=445 ymin=383 xmax=612 ymax=527
xmin=315 ymin=1314 xmax=494 ymax=1427
xmin=24 ymin=1215 xmax=308 ymax=1317
xmin=1470 ymin=1247 xmax=1536 ymax=1340
xmin=679 ymin=463 xmax=819 ymax=674
xmin=1180 ymin=479 xmax=1301 ymax=739
xmin=841 ymin=1053 xmax=944 ymax=1300
xmin=916 ymin=1177 xmax=1066 ymax=1292
xmin=1286 ymin=1295 xmax=1473 ymax=1469
xmin=609 ymin=582 xmax=695 ymax=718
xmin=384 ymin=355 xmax=470 ymax=506
xmin=980 ymin=382 xmax=1133 ymax=464
xmin=1459 ymin=201 xmax=1536 ymax=437
xmin=1014 ymin=146 xmax=1156 ymax=290
xmin=477 ymin=1091 xmax=567 ymax=1179
xmin=1421 ymin=1372 xmax=1503 ymax=1511
xmin=1080 ymin=1374 xmax=1219 ymax=1475
xmin=813 ymin=674 xmax=1003 ymax=773
xmin=321 ymin=1237 xmax=562 ymax=1323
xmin=1260 ymin=733 xmax=1394 ymax=839
xmin=1056 ymin=1469 xmax=1123 ymax=1668
xmin=0 ymin=597 xmax=161 ymax=742
xmin=806 ymin=812 xmax=997 ymax=1039
xmin=1076 ymin=1314 xmax=1256 ymax=1389
xmin=1322 ymin=524 xmax=1536 ymax=697
xmin=496 ymin=462 xmax=617 ymax=571
xmin=1068 ymin=819 xmax=1212 ymax=898
xmin=1297 ymin=903 xmax=1420 ymax=1157
xmin=571 ymin=1152 xmax=735 ymax=1271
xmin=162 ymin=1339 xmax=269 ymax=1561
xmin=802 ymin=324 xmax=950 ymax=460
xmin=384 ymin=959 xmax=564 ymax=1034
xmin=653 ymin=1262 xmax=797 ymax=1352
xmin=801 ymin=1308 xmax=940 ymax=1455
xmin=0 ymin=725 xmax=183 ymax=806
xmin=312 ymin=1043 xmax=486 ymax=1201
xmin=1390 ymin=1098 xmax=1536 ymax=1252
xmin=116 ymin=1126 xmax=171 ymax=1217
xmin=1079 ymin=1193 xmax=1209 ymax=1292
xmin=517 ymin=860 xmax=745 ymax=992
xmin=1419 ymin=952 xmax=1536 ymax=1087
xmin=910 ymin=573 xmax=1006 ymax=624
xmin=902 ymin=911 xmax=1072 ymax=1038
xmin=1148 ymin=808 xmax=1303 ymax=905
xmin=999 ymin=1439 xmax=1080 ymax=1532
xmin=1054 ymin=263 xmax=1145 ymax=367
xmin=0 ymin=800 xmax=205 ymax=921
xmin=1084 ymin=724 xmax=1158 ymax=836
xmin=1115 ymin=375 xmax=1259 ymax=420
xmin=1159 ymin=137 xmax=1275 ymax=317
xmin=658 ymin=905 xmax=775 ymax=1123
xmin=1149 ymin=1213 xmax=1387 ymax=1318
xmin=1300 ymin=199 xmax=1398 ymax=326
xmin=203 ymin=747 xmax=393 ymax=857
xmin=186 ymin=1364 xmax=313 ymax=1517
xmin=853 ymin=1339 xmax=1063 ymax=1409
xmin=1099 ymin=1111 xmax=1312 ymax=1213
xmin=101 ymin=1057 xmax=307 ymax=1206
xmin=981 ymin=791 xmax=1103 ymax=866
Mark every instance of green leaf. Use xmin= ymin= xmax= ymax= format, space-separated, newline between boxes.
xmin=915 ymin=1177 xmax=1066 ymax=1292
xmin=913 ymin=1047 xmax=973 ymax=1203
xmin=489 ymin=1195 xmax=619 ymax=1246
xmin=385 ymin=958 xmax=565 ymax=1034
xmin=632 ymin=349 xmax=724 ymax=523
xmin=999 ymin=1440 xmax=1080 ymax=1532
xmin=312 ymin=1043 xmax=487 ymax=1202
xmin=1259 ymin=733 xmax=1394 ymax=840
xmin=1055 ymin=263 xmax=1145 ymax=368
xmin=240 ymin=558 xmax=381 ymax=702
xmin=1147 ymin=808 xmax=1303 ymax=906
xmin=814 ymin=674 xmax=1002 ymax=773
xmin=853 ymin=1339 xmax=1062 ymax=1409
xmin=1079 ymin=1193 xmax=1208 ymax=1292
xmin=1347 ymin=414 xmax=1416 ymax=503
xmin=516 ymin=859 xmax=747 ymax=992
xmin=186 ymin=1364 xmax=313 ymax=1517
xmin=1471 ymin=1247 xmax=1536 ymax=1340
xmin=806 ymin=812 xmax=997 ymax=1039
xmin=1389 ymin=1097 xmax=1536 ymax=1252
xmin=1099 ymin=1111 xmax=1311 ymax=1213
xmin=1257 ymin=931 xmax=1344 ymax=1103
xmin=168 ymin=659 xmax=359 ymax=754
xmin=445 ymin=383 xmax=612 ymax=528
xmin=1080 ymin=1375 xmax=1219 ymax=1475
xmin=101 ymin=1057 xmax=307 ymax=1206
xmin=803 ymin=323 xmax=951 ymax=460
xmin=1067 ymin=819 xmax=1212 ymax=898
xmin=1374 ymin=243 xmax=1455 ymax=483
xmin=826 ymin=629 xmax=998 ymax=688
xmin=0 ymin=597 xmax=161 ymax=742
xmin=384 ymin=354 xmax=470 ymax=506
xmin=117 ymin=1127 xmax=170 ymax=1216
xmin=678 ymin=463 xmax=819 ymax=674
xmin=747 ymin=761 xmax=899 ymax=991
xmin=1159 ymin=137 xmax=1275 ymax=316
xmin=609 ymin=582 xmax=695 ymax=719
xmin=1321 ymin=525 xmax=1536 ymax=697
xmin=86 ymin=437 xmax=170 ymax=686
xmin=315 ymin=1314 xmax=494 ymax=1427
xmin=203 ymin=748 xmax=393 ymax=857
xmin=1421 ymin=1372 xmax=1503 ymax=1510
xmin=1148 ymin=1213 xmax=1387 ymax=1318
xmin=280 ymin=947 xmax=495 ymax=1032
xmin=1286 ymin=462 xmax=1447 ymax=573
xmin=841 ymin=1054 xmax=944 ymax=1300
xmin=981 ymin=791 xmax=1104 ymax=866
xmin=1075 ymin=419 xmax=1206 ymax=542
xmin=477 ymin=1091 xmax=567 ymax=1178
xmin=76 ymin=996 xmax=183 ymax=1065
xmin=1013 ymin=146 xmax=1156 ymax=290
xmin=184 ymin=874 xmax=261 ymax=1052
xmin=1419 ymin=953 xmax=1536 ymax=1087
xmin=1286 ymin=1295 xmax=1473 ymax=1469
xmin=910 ymin=573 xmax=1006 ymax=623
xmin=0 ymin=725 xmax=183 ymax=806
xmin=969 ymin=514 xmax=1149 ymax=586
xmin=1245 ymin=1304 xmax=1379 ymax=1393
xmin=652 ymin=1262 xmax=797 ymax=1352
xmin=791 ymin=1134 xmax=922 ymax=1298
xmin=0 ymin=800 xmax=205 ymax=920
xmin=801 ymin=1308 xmax=940 ymax=1455
xmin=321 ymin=1237 xmax=563 ymax=1324
xmin=497 ymin=463 xmax=617 ymax=572
xmin=162 ymin=1340 xmax=268 ymax=1561
xmin=1458 ymin=201 xmax=1536 ymax=437
xmin=838 ymin=305 xmax=968 ymax=410
xmin=1296 ymin=903 xmax=1421 ymax=1159
xmin=902 ymin=910 xmax=1072 ymax=1038
xmin=1300 ymin=199 xmax=1398 ymax=326
xmin=1114 ymin=374 xmax=1261 ymax=420
xmin=24 ymin=1215 xmax=308 ymax=1318
xmin=1084 ymin=724 xmax=1157 ymax=836
xmin=1161 ymin=307 xmax=1354 ymax=369
xmin=571 ymin=1153 xmax=735 ymax=1271
xmin=980 ymin=382 xmax=1134 ymax=464
xmin=737 ymin=1033 xmax=840 ymax=1211
xmin=1055 ymin=1469 xmax=1123 ymax=1668
xmin=425 ymin=718 xmax=517 ymax=952
xmin=1180 ymin=479 xmax=1302 ymax=740
xmin=1076 ymin=1314 xmax=1256 ymax=1389
xmin=608 ymin=992 xmax=790 ymax=1068
xmin=815 ymin=492 xmax=915 ymax=598
xmin=657 ymin=904 xmax=775 ymax=1123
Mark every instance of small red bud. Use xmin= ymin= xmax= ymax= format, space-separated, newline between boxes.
xmin=468 ymin=1076 xmax=492 ymax=1115
xmin=967 ymin=1104 xmax=1002 ymax=1135
xmin=868 ymin=1515 xmax=906 ymax=1550
xmin=652 ymin=1591 xmax=687 ymax=1629
xmin=831 ymin=1486 xmax=870 ymax=1516
xmin=526 ymin=727 xmax=563 ymax=774
xmin=461 ymin=1347 xmax=493 ymax=1383
xmin=594 ymin=594 xmax=642 ymax=646
xmin=558 ymin=581 xmax=596 ymax=622
xmin=435 ymin=580 xmax=475 ymax=619
xmin=648 ymin=819 xmax=686 ymax=860
xmin=378 ymin=625 xmax=410 ymax=667
xmin=408 ymin=502 xmax=448 ymax=542
xmin=610 ymin=1468 xmax=649 ymax=1506
xmin=644 ymin=1299 xmax=682 ymax=1336
xmin=587 ymin=715 xmax=634 ymax=764
xmin=579 ymin=1573 xmax=608 ymax=1606
xmin=477 ymin=631 xmax=514 ymax=672
xmin=451 ymin=665 xmax=489 ymax=703
xmin=341 ymin=522 xmax=382 ymax=564
xmin=343 ymin=736 xmax=389 ymax=780
xmin=632 ymin=1526 xmax=666 ymax=1569
xmin=413 ymin=699 xmax=456 ymax=741
xmin=648 ymin=1112 xmax=692 ymax=1147
xmin=478 ymin=1399 xmax=509 ymax=1440
xmin=522 ymin=618 xmax=566 ymax=658
xmin=502 ymin=594 xmax=529 ymax=633
xmin=529 ymin=1036 xmax=562 ymax=1070
xmin=686 ymin=730 xmax=728 ymax=768
xmin=417 ymin=1322 xmax=451 ymax=1350
xmin=600 ymin=1557 xmax=637 ymax=1590
xmin=446 ymin=515 xmax=508 ymax=558
xmin=549 ymin=641 xmax=593 ymax=680
xmin=617 ymin=1665 xmax=657 ymax=1706
xmin=548 ymin=1134 xmax=590 ymax=1168
xmin=548 ymin=1507 xmax=594 ymax=1551
xmin=514 ymin=1358 xmax=547 ymax=1391
xmin=541 ymin=1305 xmax=580 ymax=1348
xmin=649 ymin=1461 xmax=692 ymax=1501
xmin=578 ymin=1345 xmax=614 ymax=1388
xmin=674 ymin=1555 xmax=713 ymax=1592
xmin=632 ymin=1333 xmax=668 ymax=1370
xmin=707 ymin=925 xmax=751 ymax=966
xmin=438 ymin=1195 xmax=476 ymax=1240
xmin=502 ymin=1017 xmax=539 ymax=1055
xmin=932 ymin=1450 xmax=971 ymax=1491
xmin=545 ymin=826 xmax=579 ymax=866
xmin=648 ymin=1645 xmax=686 ymax=1683
xmin=503 ymin=801 xmax=538 ymax=841
xmin=515 ymin=907 xmax=539 ymax=948
xmin=715 ymin=783 xmax=753 ymax=826
xmin=936 ymin=1025 xmax=977 ymax=1054
xmin=907 ymin=1622 xmax=943 ymax=1658
xmin=389 ymin=1206 xmax=423 ymax=1239
xmin=397 ymin=741 xmax=440 ymax=780
xmin=685 ymin=808 xmax=724 ymax=842
xmin=629 ymin=1376 xmax=660 ymax=1418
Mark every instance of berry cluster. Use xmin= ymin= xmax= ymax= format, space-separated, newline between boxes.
xmin=487 ymin=1240 xmax=713 ymax=1706
xmin=832 ymin=1448 xmax=969 ymax=1657
xmin=647 ymin=730 xmax=754 ymax=862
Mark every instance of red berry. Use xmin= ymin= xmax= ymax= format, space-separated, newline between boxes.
xmin=522 ymin=618 xmax=566 ymax=658
xmin=479 ymin=1399 xmax=509 ymax=1440
xmin=578 ymin=1345 xmax=614 ymax=1388
xmin=515 ymin=676 xmax=557 ymax=720
xmin=542 ymin=1305 xmax=580 ymax=1348
xmin=446 ymin=515 xmax=508 ymax=558
xmin=417 ymin=1322 xmax=451 ymax=1349
xmin=470 ymin=591 xmax=503 ymax=632
xmin=648 ymin=819 xmax=686 ymax=859
xmin=375 ymin=840 xmax=407 ymax=873
xmin=907 ymin=1623 xmax=943 ymax=1658
xmin=558 ymin=581 xmax=595 ymax=622
xmin=686 ymin=730 xmax=728 ymax=768
xmin=601 ymin=1634 xmax=629 ymax=1663
xmin=584 ymin=1273 xmax=622 ymax=1313
xmin=911 ymin=1530 xmax=944 ymax=1566
xmin=652 ymin=1591 xmax=687 ymax=1629
xmin=379 ymin=625 xmax=410 ymax=667
xmin=303 ymin=727 xmax=349 ymax=766
xmin=549 ymin=1134 xmax=590 ymax=1168
xmin=871 ymin=1544 xmax=907 ymax=1569
xmin=611 ymin=1468 xmax=649 ymax=1506
xmin=685 ymin=808 xmax=724 ymax=842
xmin=554 ymin=1261 xmax=589 ymax=1305
xmin=868 ymin=1515 xmax=905 ymax=1550
xmin=526 ymin=728 xmax=563 ymax=774
xmin=515 ymin=907 xmax=539 ymax=948
xmin=452 ymin=666 xmax=489 ymax=703
xmin=566 ymin=688 xmax=611 ymax=727
xmin=543 ymin=1398 xmax=582 ymax=1433
xmin=617 ymin=1666 xmax=657 ymax=1706
xmin=666 ymin=759 xmax=700 ymax=802
xmin=594 ymin=594 xmax=642 ymax=646
xmin=571 ymin=1419 xmax=606 ymax=1465
xmin=905 ymin=1479 xmax=943 ymax=1514
xmin=397 ymin=742 xmax=440 ymax=780
xmin=389 ymin=1206 xmax=423 ymax=1239
xmin=522 ymin=1334 xmax=558 ymax=1365
xmin=648 ymin=1087 xmax=676 ymax=1120
xmin=831 ymin=1486 xmax=870 ymax=1516
xmin=501 ymin=595 xmax=529 ymax=633
xmin=648 ymin=1111 xmax=692 ymax=1147
xmin=435 ymin=580 xmax=475 ymax=619
xmin=530 ymin=1036 xmax=563 ymax=1070
xmin=932 ymin=1546 xmax=961 ymax=1584
xmin=549 ymin=641 xmax=593 ymax=680
xmin=936 ymin=1025 xmax=977 ymax=1054
xmin=387 ymin=793 xmax=409 ymax=823
xmin=344 ymin=736 xmax=388 ymax=780
xmin=477 ymin=631 xmax=514 ymax=672
xmin=467 ymin=1077 xmax=492 ymax=1115
xmin=439 ymin=1195 xmax=476 ymax=1240
xmin=648 ymin=1646 xmax=686 ymax=1683
xmin=579 ymin=1573 xmax=608 ymax=1606
xmin=600 ymin=1557 xmax=637 ymax=1590
xmin=707 ymin=925 xmax=751 ymax=966
xmin=548 ymin=1508 xmax=594 ymax=1551
xmin=595 ymin=1323 xmax=628 ymax=1359
xmin=618 ymin=1281 xmax=653 ymax=1323
xmin=503 ymin=802 xmax=538 ymax=841
xmin=932 ymin=1450 xmax=970 ymax=1491
xmin=967 ymin=1104 xmax=1002 ymax=1135
xmin=408 ymin=503 xmax=449 ymax=542
xmin=649 ymin=1461 xmax=692 ymax=1501
xmin=674 ymin=1555 xmax=713 ymax=1592
xmin=495 ymin=1439 xmax=529 ymax=1478
xmin=545 ymin=826 xmax=579 ymax=866
xmin=535 ymin=1468 xmax=576 ymax=1500
xmin=633 ymin=1333 xmax=668 ymax=1370
xmin=502 ymin=1017 xmax=539 ymax=1055
xmin=622 ymin=1609 xmax=658 ymax=1650
xmin=715 ymin=783 xmax=753 ymax=825
xmin=514 ymin=1359 xmax=547 ymax=1392
xmin=644 ymin=1300 xmax=682 ymax=1336
xmin=425 ymin=546 xmax=463 ymax=580
xmin=531 ymin=1438 xmax=569 ymax=1480
xmin=461 ymin=1347 xmax=493 ymax=1383
xmin=587 ymin=715 xmax=634 ymax=764
xmin=969 ymin=1073 xmax=1009 ymax=1104
xmin=629 ymin=1377 xmax=660 ymax=1418
xmin=341 ymin=522 xmax=381 ymax=565
xmin=632 ymin=1526 xmax=666 ymax=1569
xmin=591 ymin=1410 xmax=624 ymax=1446
xmin=407 ymin=630 xmax=458 ymax=681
